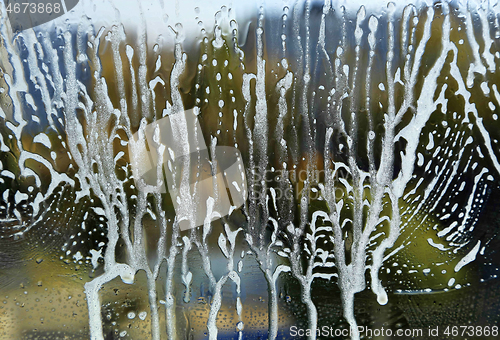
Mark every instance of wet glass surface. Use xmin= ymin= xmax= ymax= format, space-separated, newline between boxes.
xmin=0 ymin=0 xmax=500 ymax=339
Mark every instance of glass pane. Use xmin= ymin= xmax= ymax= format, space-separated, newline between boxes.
xmin=1 ymin=0 xmax=499 ymax=339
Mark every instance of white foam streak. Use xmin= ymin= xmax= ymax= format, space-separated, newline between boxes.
xmin=454 ymin=240 xmax=481 ymax=272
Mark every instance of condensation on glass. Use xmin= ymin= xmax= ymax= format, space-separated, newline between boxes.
xmin=0 ymin=0 xmax=499 ymax=339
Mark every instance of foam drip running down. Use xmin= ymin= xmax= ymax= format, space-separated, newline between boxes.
xmin=1 ymin=0 xmax=500 ymax=339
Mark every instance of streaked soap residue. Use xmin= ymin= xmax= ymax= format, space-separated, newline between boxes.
xmin=1 ymin=0 xmax=500 ymax=340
